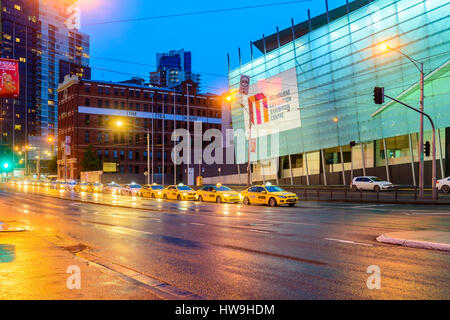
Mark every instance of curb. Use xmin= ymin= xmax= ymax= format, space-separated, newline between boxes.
xmin=376 ymin=234 xmax=450 ymax=252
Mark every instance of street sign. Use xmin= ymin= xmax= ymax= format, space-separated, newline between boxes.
xmin=239 ymin=75 xmax=250 ymax=95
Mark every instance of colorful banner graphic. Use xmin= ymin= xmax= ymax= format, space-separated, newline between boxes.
xmin=0 ymin=59 xmax=19 ymax=98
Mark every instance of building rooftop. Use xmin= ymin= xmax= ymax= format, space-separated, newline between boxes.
xmin=252 ymin=0 xmax=372 ymax=54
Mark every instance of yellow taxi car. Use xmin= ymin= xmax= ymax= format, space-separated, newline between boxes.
xmin=91 ymin=182 xmax=103 ymax=193
xmin=196 ymin=184 xmax=240 ymax=203
xmin=74 ymin=182 xmax=91 ymax=193
xmin=140 ymin=184 xmax=165 ymax=198
xmin=163 ymin=184 xmax=196 ymax=201
xmin=240 ymin=183 xmax=298 ymax=207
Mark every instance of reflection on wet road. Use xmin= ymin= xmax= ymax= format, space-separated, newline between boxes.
xmin=0 ymin=185 xmax=449 ymax=299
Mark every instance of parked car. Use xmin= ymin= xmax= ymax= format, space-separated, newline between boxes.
xmin=140 ymin=184 xmax=165 ymax=198
xmin=65 ymin=180 xmax=78 ymax=191
xmin=196 ymin=184 xmax=240 ymax=203
xmin=120 ymin=183 xmax=142 ymax=196
xmin=102 ymin=182 xmax=123 ymax=194
xmin=162 ymin=184 xmax=197 ymax=201
xmin=351 ymin=176 xmax=395 ymax=192
xmin=240 ymin=183 xmax=298 ymax=207
xmin=74 ymin=182 xmax=91 ymax=192
xmin=91 ymin=182 xmax=103 ymax=193
xmin=437 ymin=176 xmax=450 ymax=193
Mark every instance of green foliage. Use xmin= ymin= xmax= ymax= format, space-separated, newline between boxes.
xmin=81 ymin=145 xmax=101 ymax=172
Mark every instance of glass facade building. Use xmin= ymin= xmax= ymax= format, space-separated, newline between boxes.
xmin=0 ymin=0 xmax=89 ymax=159
xmin=229 ymin=0 xmax=450 ymax=186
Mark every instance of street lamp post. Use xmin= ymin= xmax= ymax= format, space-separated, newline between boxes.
xmin=372 ymin=92 xmax=437 ymax=200
xmin=381 ymin=44 xmax=425 ymax=198
xmin=226 ymin=95 xmax=252 ymax=186
xmin=116 ymin=121 xmax=151 ymax=185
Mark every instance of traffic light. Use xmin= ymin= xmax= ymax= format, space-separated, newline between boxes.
xmin=424 ymin=141 xmax=431 ymax=157
xmin=0 ymin=145 xmax=13 ymax=173
xmin=374 ymin=87 xmax=385 ymax=104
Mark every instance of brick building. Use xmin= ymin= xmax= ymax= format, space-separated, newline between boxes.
xmin=57 ymin=75 xmax=222 ymax=184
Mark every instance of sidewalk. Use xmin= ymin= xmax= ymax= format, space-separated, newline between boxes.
xmin=0 ymin=225 xmax=158 ymax=299
xmin=377 ymin=231 xmax=450 ymax=252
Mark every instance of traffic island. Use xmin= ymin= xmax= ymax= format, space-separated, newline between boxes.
xmin=377 ymin=231 xmax=450 ymax=252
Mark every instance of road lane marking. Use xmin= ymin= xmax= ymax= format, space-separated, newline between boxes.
xmin=249 ymin=229 xmax=270 ymax=234
xmin=325 ymin=238 xmax=373 ymax=247
xmin=190 ymin=223 xmax=205 ymax=226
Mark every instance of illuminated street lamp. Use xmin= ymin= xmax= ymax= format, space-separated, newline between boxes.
xmin=114 ymin=120 xmax=151 ymax=185
xmin=226 ymin=94 xmax=252 ymax=186
xmin=380 ymin=43 xmax=426 ymax=198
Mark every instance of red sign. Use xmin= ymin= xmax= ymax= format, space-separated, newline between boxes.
xmin=0 ymin=59 xmax=19 ymax=98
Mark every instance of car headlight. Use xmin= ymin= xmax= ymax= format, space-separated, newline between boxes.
xmin=183 ymin=193 xmax=188 ymax=196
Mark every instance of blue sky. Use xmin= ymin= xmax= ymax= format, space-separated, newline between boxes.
xmin=79 ymin=0 xmax=347 ymax=94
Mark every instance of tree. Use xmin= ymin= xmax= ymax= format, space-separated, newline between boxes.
xmin=81 ymin=145 xmax=101 ymax=172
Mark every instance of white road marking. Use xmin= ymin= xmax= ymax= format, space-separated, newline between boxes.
xmin=190 ymin=223 xmax=205 ymax=226
xmin=325 ymin=238 xmax=372 ymax=247
xmin=249 ymin=229 xmax=270 ymax=234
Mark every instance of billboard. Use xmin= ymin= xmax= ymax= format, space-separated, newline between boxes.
xmin=0 ymin=59 xmax=20 ymax=98
xmin=103 ymin=162 xmax=118 ymax=173
xmin=242 ymin=67 xmax=300 ymax=138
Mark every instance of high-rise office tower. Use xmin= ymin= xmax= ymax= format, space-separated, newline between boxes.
xmin=0 ymin=0 xmax=90 ymax=154
xmin=150 ymin=49 xmax=201 ymax=90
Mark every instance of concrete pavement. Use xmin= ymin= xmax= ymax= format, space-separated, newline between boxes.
xmin=377 ymin=231 xmax=450 ymax=252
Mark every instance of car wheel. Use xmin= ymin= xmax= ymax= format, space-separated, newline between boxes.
xmin=243 ymin=197 xmax=250 ymax=205
xmin=288 ymin=203 xmax=295 ymax=207
xmin=163 ymin=194 xmax=167 ymax=200
xmin=269 ymin=197 xmax=277 ymax=207
xmin=151 ymin=193 xmax=156 ymax=198
xmin=139 ymin=192 xmax=143 ymax=197
xmin=198 ymin=196 xmax=203 ymax=202
xmin=177 ymin=195 xmax=181 ymax=201
xmin=442 ymin=185 xmax=450 ymax=193
xmin=374 ymin=185 xmax=381 ymax=192
xmin=352 ymin=185 xmax=358 ymax=192
xmin=216 ymin=196 xmax=222 ymax=204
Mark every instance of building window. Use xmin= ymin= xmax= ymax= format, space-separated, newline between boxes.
xmin=120 ymin=151 xmax=124 ymax=160
xmin=113 ymin=151 xmax=118 ymax=159
xmin=97 ymin=132 xmax=102 ymax=143
xmin=144 ymin=151 xmax=148 ymax=160
xmin=84 ymin=131 xmax=90 ymax=143
xmin=85 ymin=85 xmax=91 ymax=93
xmin=85 ymin=115 xmax=90 ymax=125
xmin=135 ymin=134 xmax=140 ymax=143
xmin=98 ymin=87 xmax=103 ymax=94
xmin=135 ymin=151 xmax=140 ymax=161
xmin=98 ymin=115 xmax=103 ymax=126
xmin=128 ymin=166 xmax=133 ymax=174
xmin=104 ymin=133 xmax=109 ymax=143
xmin=98 ymin=99 xmax=103 ymax=108
xmin=97 ymin=151 xmax=102 ymax=160
xmin=114 ymin=133 xmax=118 ymax=144
xmin=135 ymin=166 xmax=139 ymax=174
xmin=105 ymin=151 xmax=109 ymax=159
xmin=129 ymin=151 xmax=133 ymax=160
xmin=85 ymin=98 xmax=90 ymax=106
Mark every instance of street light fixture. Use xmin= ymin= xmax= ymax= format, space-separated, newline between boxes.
xmin=114 ymin=120 xmax=151 ymax=185
xmin=379 ymin=42 xmax=426 ymax=198
xmin=225 ymin=94 xmax=252 ymax=186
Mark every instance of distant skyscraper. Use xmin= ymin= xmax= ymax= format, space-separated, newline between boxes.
xmin=151 ymin=49 xmax=201 ymax=90
xmin=0 ymin=0 xmax=90 ymax=151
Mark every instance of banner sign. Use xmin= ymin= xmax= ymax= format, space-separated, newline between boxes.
xmin=244 ymin=67 xmax=300 ymax=137
xmin=0 ymin=59 xmax=20 ymax=98
xmin=103 ymin=162 xmax=118 ymax=173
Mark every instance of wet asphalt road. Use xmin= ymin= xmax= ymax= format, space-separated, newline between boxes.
xmin=0 ymin=184 xmax=449 ymax=299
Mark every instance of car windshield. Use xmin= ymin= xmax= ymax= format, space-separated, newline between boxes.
xmin=130 ymin=184 xmax=141 ymax=189
xmin=151 ymin=186 xmax=164 ymax=190
xmin=217 ymin=186 xmax=232 ymax=191
xmin=178 ymin=186 xmax=193 ymax=191
xmin=265 ymin=186 xmax=284 ymax=192
xmin=370 ymin=177 xmax=383 ymax=182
